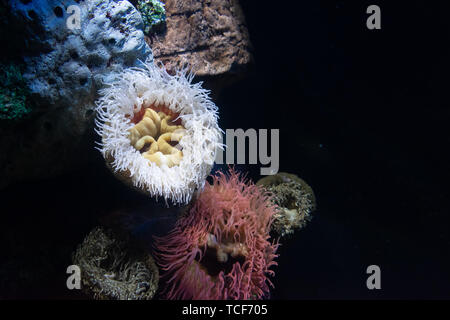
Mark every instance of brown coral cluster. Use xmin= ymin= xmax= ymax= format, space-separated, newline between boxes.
xmin=128 ymin=105 xmax=185 ymax=168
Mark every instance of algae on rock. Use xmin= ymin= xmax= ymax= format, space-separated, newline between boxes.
xmin=0 ymin=63 xmax=31 ymax=121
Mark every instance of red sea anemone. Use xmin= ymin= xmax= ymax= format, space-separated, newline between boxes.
xmin=154 ymin=170 xmax=279 ymax=300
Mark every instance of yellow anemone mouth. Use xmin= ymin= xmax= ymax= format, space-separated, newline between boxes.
xmin=128 ymin=105 xmax=185 ymax=168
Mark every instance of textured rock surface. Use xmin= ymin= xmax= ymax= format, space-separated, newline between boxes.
xmin=0 ymin=0 xmax=152 ymax=189
xmin=149 ymin=0 xmax=252 ymax=76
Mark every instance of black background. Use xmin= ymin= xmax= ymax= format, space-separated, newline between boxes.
xmin=1 ymin=0 xmax=449 ymax=299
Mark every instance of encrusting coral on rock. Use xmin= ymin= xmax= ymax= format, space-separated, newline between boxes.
xmin=257 ymin=172 xmax=316 ymax=237
xmin=95 ymin=60 xmax=222 ymax=205
xmin=135 ymin=0 xmax=166 ymax=35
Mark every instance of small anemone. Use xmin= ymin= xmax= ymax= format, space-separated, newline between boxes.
xmin=257 ymin=172 xmax=316 ymax=237
xmin=72 ymin=227 xmax=159 ymax=300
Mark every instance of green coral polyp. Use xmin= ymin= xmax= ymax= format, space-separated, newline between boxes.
xmin=0 ymin=63 xmax=31 ymax=121
xmin=136 ymin=0 xmax=166 ymax=35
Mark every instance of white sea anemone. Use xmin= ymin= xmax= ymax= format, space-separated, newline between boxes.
xmin=95 ymin=61 xmax=222 ymax=205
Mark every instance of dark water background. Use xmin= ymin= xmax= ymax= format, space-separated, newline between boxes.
xmin=1 ymin=0 xmax=449 ymax=299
